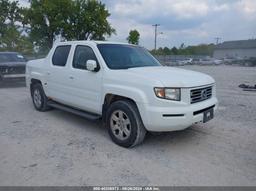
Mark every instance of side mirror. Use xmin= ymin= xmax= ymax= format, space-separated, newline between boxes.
xmin=86 ymin=60 xmax=98 ymax=72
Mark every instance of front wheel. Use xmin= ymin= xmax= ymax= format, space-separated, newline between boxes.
xmin=31 ymin=83 xmax=51 ymax=111
xmin=106 ymin=100 xmax=146 ymax=148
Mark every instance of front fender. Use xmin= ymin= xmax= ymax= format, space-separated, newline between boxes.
xmin=102 ymin=84 xmax=151 ymax=126
xmin=102 ymin=84 xmax=149 ymax=104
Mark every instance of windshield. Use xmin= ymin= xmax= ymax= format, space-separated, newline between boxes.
xmin=97 ymin=44 xmax=161 ymax=69
xmin=0 ymin=53 xmax=26 ymax=63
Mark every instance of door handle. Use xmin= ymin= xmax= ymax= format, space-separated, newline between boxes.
xmin=47 ymin=72 xmax=50 ymax=75
xmin=69 ymin=76 xmax=74 ymax=80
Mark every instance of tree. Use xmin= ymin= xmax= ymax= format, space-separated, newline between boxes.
xmin=23 ymin=0 xmax=74 ymax=51
xmin=185 ymin=44 xmax=215 ymax=56
xmin=171 ymin=46 xmax=178 ymax=55
xmin=126 ymin=29 xmax=140 ymax=45
xmin=23 ymin=0 xmax=115 ymax=51
xmin=0 ymin=0 xmax=21 ymax=35
xmin=0 ymin=0 xmax=33 ymax=53
xmin=0 ymin=0 xmax=9 ymax=36
xmin=66 ymin=0 xmax=115 ymax=41
xmin=163 ymin=47 xmax=171 ymax=55
xmin=150 ymin=44 xmax=215 ymax=56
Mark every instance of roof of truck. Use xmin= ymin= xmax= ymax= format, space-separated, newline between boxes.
xmin=54 ymin=40 xmax=131 ymax=46
xmin=95 ymin=40 xmax=131 ymax=45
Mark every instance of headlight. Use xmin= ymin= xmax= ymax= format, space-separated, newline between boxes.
xmin=154 ymin=87 xmax=181 ymax=101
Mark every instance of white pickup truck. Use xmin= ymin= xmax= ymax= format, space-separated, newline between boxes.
xmin=26 ymin=41 xmax=218 ymax=147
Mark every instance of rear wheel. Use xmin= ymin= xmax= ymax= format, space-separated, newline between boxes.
xmin=106 ymin=100 xmax=146 ymax=148
xmin=31 ymin=83 xmax=51 ymax=111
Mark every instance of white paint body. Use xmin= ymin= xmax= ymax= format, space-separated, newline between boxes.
xmin=26 ymin=41 xmax=218 ymax=132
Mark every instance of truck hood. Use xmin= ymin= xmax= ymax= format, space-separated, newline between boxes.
xmin=127 ymin=66 xmax=215 ymax=87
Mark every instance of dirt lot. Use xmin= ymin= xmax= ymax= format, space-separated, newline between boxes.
xmin=0 ymin=65 xmax=256 ymax=186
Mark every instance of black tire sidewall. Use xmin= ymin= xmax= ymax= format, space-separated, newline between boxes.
xmin=106 ymin=101 xmax=139 ymax=148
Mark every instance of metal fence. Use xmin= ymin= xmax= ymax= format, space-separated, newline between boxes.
xmin=153 ymin=55 xmax=208 ymax=65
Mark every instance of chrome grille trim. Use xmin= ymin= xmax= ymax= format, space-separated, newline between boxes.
xmin=190 ymin=86 xmax=212 ymax=104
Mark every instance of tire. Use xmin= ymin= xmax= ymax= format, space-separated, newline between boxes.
xmin=106 ymin=100 xmax=147 ymax=148
xmin=31 ymin=83 xmax=51 ymax=111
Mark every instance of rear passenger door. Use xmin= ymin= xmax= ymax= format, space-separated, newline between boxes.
xmin=47 ymin=45 xmax=72 ymax=104
xmin=67 ymin=45 xmax=103 ymax=114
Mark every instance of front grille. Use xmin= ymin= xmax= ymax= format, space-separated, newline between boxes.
xmin=0 ymin=66 xmax=8 ymax=74
xmin=190 ymin=86 xmax=212 ymax=104
xmin=8 ymin=66 xmax=25 ymax=74
xmin=0 ymin=66 xmax=25 ymax=74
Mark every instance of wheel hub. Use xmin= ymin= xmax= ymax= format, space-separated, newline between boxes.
xmin=33 ymin=89 xmax=42 ymax=108
xmin=110 ymin=110 xmax=131 ymax=141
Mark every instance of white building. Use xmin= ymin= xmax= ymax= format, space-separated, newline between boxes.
xmin=213 ymin=39 xmax=256 ymax=59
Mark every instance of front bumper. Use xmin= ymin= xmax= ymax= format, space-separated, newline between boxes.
xmin=138 ymin=97 xmax=218 ymax=132
xmin=1 ymin=74 xmax=25 ymax=79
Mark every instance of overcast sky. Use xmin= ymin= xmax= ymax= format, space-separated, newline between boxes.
xmin=18 ymin=0 xmax=256 ymax=49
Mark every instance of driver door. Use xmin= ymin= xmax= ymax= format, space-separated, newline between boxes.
xmin=66 ymin=45 xmax=103 ymax=114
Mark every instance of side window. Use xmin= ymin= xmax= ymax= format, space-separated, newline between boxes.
xmin=52 ymin=45 xmax=71 ymax=66
xmin=73 ymin=45 xmax=98 ymax=70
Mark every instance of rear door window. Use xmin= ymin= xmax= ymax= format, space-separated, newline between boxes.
xmin=52 ymin=45 xmax=71 ymax=67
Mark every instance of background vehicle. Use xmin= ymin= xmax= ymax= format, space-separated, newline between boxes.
xmin=26 ymin=41 xmax=218 ymax=147
xmin=192 ymin=58 xmax=200 ymax=64
xmin=197 ymin=57 xmax=223 ymax=65
xmin=0 ymin=52 xmax=27 ymax=81
xmin=178 ymin=58 xmax=193 ymax=65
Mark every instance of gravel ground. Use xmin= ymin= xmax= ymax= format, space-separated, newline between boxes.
xmin=0 ymin=65 xmax=256 ymax=186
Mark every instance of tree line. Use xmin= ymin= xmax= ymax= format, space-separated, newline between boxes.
xmin=150 ymin=43 xmax=215 ymax=56
xmin=125 ymin=29 xmax=215 ymax=56
xmin=0 ymin=0 xmax=115 ymax=55
xmin=0 ymin=0 xmax=214 ymax=57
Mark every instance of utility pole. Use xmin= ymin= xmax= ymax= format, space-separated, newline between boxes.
xmin=215 ymin=37 xmax=221 ymax=45
xmin=152 ymin=24 xmax=160 ymax=50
